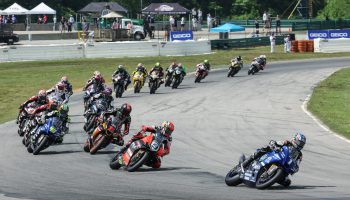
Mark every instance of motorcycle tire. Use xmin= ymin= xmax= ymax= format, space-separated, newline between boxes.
xmin=109 ymin=153 xmax=122 ymax=170
xmin=225 ymin=167 xmax=243 ymax=186
xmin=255 ymin=165 xmax=284 ymax=189
xmin=27 ymin=144 xmax=33 ymax=153
xmin=126 ymin=150 xmax=150 ymax=172
xmin=116 ymin=85 xmax=123 ymax=98
xmin=85 ymin=116 xmax=96 ymax=134
xmin=228 ymin=68 xmax=233 ymax=77
xmin=150 ymin=82 xmax=157 ymax=94
xmin=194 ymin=76 xmax=201 ymax=83
xmin=18 ymin=120 xmax=26 ymax=136
xmin=165 ymin=76 xmax=172 ymax=87
xmin=33 ymin=135 xmax=49 ymax=155
xmin=134 ymin=81 xmax=140 ymax=93
xmin=83 ymin=140 xmax=90 ymax=152
xmin=172 ymin=79 xmax=180 ymax=89
xmin=90 ymin=135 xmax=109 ymax=155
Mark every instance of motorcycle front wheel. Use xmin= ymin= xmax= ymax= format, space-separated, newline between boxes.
xmin=109 ymin=153 xmax=122 ymax=170
xmin=255 ymin=164 xmax=284 ymax=189
xmin=126 ymin=149 xmax=149 ymax=172
xmin=225 ymin=166 xmax=242 ymax=186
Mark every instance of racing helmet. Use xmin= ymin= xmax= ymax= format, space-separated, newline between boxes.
xmin=37 ymin=90 xmax=47 ymax=104
xmin=103 ymin=87 xmax=112 ymax=96
xmin=118 ymin=65 xmax=124 ymax=70
xmin=161 ymin=121 xmax=174 ymax=137
xmin=291 ymin=132 xmax=306 ymax=151
xmin=155 ymin=62 xmax=160 ymax=67
xmin=203 ymin=60 xmax=209 ymax=64
xmin=237 ymin=55 xmax=242 ymax=61
xmin=61 ymin=76 xmax=68 ymax=83
xmin=56 ymin=82 xmax=66 ymax=92
xmin=94 ymin=71 xmax=102 ymax=81
xmin=120 ymin=103 xmax=132 ymax=117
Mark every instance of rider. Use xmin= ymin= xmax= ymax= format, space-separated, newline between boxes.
xmin=241 ymin=132 xmax=306 ymax=186
xmin=253 ymin=55 xmax=267 ymax=70
xmin=86 ymin=87 xmax=114 ymax=110
xmin=90 ymin=103 xmax=132 ymax=146
xmin=44 ymin=103 xmax=70 ymax=144
xmin=132 ymin=63 xmax=148 ymax=86
xmin=231 ymin=55 xmax=243 ymax=66
xmin=149 ymin=62 xmax=164 ymax=86
xmin=83 ymin=71 xmax=106 ymax=105
xmin=121 ymin=121 xmax=174 ymax=168
xmin=166 ymin=61 xmax=178 ymax=72
xmin=112 ymin=65 xmax=131 ymax=90
xmin=17 ymin=90 xmax=49 ymax=124
xmin=59 ymin=76 xmax=73 ymax=97
xmin=46 ymin=82 xmax=70 ymax=103
xmin=176 ymin=63 xmax=186 ymax=82
xmin=203 ymin=59 xmax=211 ymax=71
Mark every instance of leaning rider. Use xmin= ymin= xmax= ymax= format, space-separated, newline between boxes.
xmin=113 ymin=65 xmax=131 ymax=90
xmin=241 ymin=132 xmax=306 ymax=187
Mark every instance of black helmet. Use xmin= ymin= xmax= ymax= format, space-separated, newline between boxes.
xmin=120 ymin=103 xmax=132 ymax=117
xmin=237 ymin=56 xmax=242 ymax=61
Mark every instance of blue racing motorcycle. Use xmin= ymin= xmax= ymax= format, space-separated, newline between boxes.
xmin=27 ymin=116 xmax=63 ymax=155
xmin=225 ymin=145 xmax=299 ymax=189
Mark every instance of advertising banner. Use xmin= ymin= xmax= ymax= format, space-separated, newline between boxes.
xmin=170 ymin=31 xmax=193 ymax=41
xmin=308 ymin=29 xmax=350 ymax=40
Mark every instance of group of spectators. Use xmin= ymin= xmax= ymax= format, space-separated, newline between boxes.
xmin=255 ymin=11 xmax=282 ymax=36
xmin=37 ymin=15 xmax=48 ymax=24
xmin=0 ymin=15 xmax=16 ymax=24
xmin=60 ymin=15 xmax=75 ymax=33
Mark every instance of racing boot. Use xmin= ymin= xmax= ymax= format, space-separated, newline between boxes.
xmin=278 ymin=176 xmax=291 ymax=187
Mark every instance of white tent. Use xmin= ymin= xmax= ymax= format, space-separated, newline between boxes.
xmin=3 ymin=3 xmax=28 ymax=15
xmin=28 ymin=2 xmax=56 ymax=15
xmin=101 ymin=11 xmax=123 ymax=18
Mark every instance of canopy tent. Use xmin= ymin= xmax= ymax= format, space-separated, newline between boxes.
xmin=210 ymin=23 xmax=245 ymax=32
xmin=141 ymin=3 xmax=190 ymax=15
xmin=78 ymin=2 xmax=128 ymax=15
xmin=3 ymin=3 xmax=28 ymax=15
xmin=0 ymin=9 xmax=4 ymax=15
xmin=101 ymin=11 xmax=123 ymax=18
xmin=28 ymin=2 xmax=56 ymax=15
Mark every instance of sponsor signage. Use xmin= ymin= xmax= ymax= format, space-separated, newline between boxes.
xmin=308 ymin=29 xmax=350 ymax=40
xmin=170 ymin=31 xmax=193 ymax=41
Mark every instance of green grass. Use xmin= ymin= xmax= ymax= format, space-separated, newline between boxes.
xmin=308 ymin=68 xmax=350 ymax=139
xmin=1 ymin=45 xmax=350 ymax=123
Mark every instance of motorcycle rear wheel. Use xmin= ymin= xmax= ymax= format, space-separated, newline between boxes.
xmin=255 ymin=165 xmax=284 ymax=189
xmin=126 ymin=150 xmax=149 ymax=172
xmin=90 ymin=135 xmax=108 ymax=155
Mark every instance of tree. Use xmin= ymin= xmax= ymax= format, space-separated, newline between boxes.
xmin=318 ymin=0 xmax=350 ymax=19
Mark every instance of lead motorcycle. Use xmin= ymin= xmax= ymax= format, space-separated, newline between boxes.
xmin=225 ymin=144 xmax=299 ymax=189
xmin=109 ymin=131 xmax=168 ymax=172
xmin=194 ymin=64 xmax=207 ymax=83
xmin=112 ymin=74 xmax=126 ymax=98
xmin=149 ymin=71 xmax=161 ymax=94
xmin=164 ymin=68 xmax=175 ymax=87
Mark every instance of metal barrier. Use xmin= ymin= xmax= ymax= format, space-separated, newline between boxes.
xmin=211 ymin=36 xmax=284 ymax=50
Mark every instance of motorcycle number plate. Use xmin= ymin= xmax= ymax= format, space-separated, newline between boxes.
xmin=150 ymin=141 xmax=160 ymax=151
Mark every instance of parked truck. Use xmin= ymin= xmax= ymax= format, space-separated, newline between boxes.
xmin=0 ymin=24 xmax=19 ymax=45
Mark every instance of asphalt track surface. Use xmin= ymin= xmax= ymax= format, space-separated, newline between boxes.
xmin=1 ymin=57 xmax=350 ymax=200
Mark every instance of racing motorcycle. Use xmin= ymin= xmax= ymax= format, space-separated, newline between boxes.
xmin=248 ymin=60 xmax=261 ymax=75
xmin=17 ymin=102 xmax=37 ymax=137
xmin=83 ymin=121 xmax=123 ymax=154
xmin=83 ymin=84 xmax=103 ymax=111
xmin=228 ymin=61 xmax=243 ymax=77
xmin=27 ymin=116 xmax=64 ymax=155
xmin=83 ymin=96 xmax=110 ymax=135
xmin=133 ymin=71 xmax=144 ymax=93
xmin=109 ymin=131 xmax=168 ymax=172
xmin=172 ymin=67 xmax=183 ymax=89
xmin=194 ymin=65 xmax=207 ymax=83
xmin=225 ymin=144 xmax=299 ymax=189
xmin=149 ymin=71 xmax=161 ymax=94
xmin=112 ymin=74 xmax=126 ymax=98
xmin=164 ymin=67 xmax=175 ymax=87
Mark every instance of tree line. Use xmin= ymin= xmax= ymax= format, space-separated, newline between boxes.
xmin=0 ymin=0 xmax=348 ymax=19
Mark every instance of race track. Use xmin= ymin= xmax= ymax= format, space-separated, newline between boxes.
xmin=1 ymin=57 xmax=350 ymax=200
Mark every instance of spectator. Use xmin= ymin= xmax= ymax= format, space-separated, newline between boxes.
xmin=37 ymin=16 xmax=42 ymax=24
xmin=207 ymin=14 xmax=212 ymax=31
xmin=11 ymin=15 xmax=16 ymax=24
xmin=198 ymin=9 xmax=202 ymax=24
xmin=270 ymin=32 xmax=276 ymax=53
xmin=276 ymin=15 xmax=281 ymax=35
xmin=169 ymin=16 xmax=175 ymax=31
xmin=43 ymin=15 xmax=47 ymax=24
xmin=112 ymin=18 xmax=119 ymax=29
xmin=4 ymin=16 xmax=8 ymax=24
xmin=192 ymin=17 xmax=197 ymax=31
xmin=127 ymin=22 xmax=133 ymax=37
xmin=192 ymin=8 xmax=197 ymax=19
xmin=284 ymin=35 xmax=291 ymax=53
xmin=68 ymin=15 xmax=74 ymax=32
xmin=174 ymin=16 xmax=178 ymax=31
xmin=263 ymin=11 xmax=267 ymax=29
xmin=60 ymin=16 xmax=66 ymax=33
xmin=0 ymin=15 xmax=3 ymax=24
xmin=255 ymin=19 xmax=259 ymax=35
xmin=180 ymin=16 xmax=185 ymax=31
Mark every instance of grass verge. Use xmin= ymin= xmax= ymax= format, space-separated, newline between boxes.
xmin=308 ymin=68 xmax=350 ymax=139
xmin=1 ymin=45 xmax=350 ymax=123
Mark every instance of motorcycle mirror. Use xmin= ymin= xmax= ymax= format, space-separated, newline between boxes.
xmin=239 ymin=154 xmax=246 ymax=164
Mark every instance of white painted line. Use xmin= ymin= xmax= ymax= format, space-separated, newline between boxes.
xmin=301 ymin=94 xmax=350 ymax=144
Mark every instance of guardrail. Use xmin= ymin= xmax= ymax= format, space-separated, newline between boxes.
xmin=211 ymin=36 xmax=285 ymax=50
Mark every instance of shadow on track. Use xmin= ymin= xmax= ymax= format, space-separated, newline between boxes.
xmin=39 ymin=150 xmax=82 ymax=155
xmin=134 ymin=166 xmax=200 ymax=172
xmin=266 ymin=185 xmax=336 ymax=190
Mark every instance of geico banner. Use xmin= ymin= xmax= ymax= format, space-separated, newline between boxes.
xmin=170 ymin=31 xmax=193 ymax=41
xmin=308 ymin=30 xmax=329 ymax=40
xmin=308 ymin=30 xmax=350 ymax=39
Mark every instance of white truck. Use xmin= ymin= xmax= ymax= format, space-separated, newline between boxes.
xmin=120 ymin=18 xmax=145 ymax=40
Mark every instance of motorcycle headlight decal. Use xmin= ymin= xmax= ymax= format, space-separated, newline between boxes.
xmin=50 ymin=126 xmax=56 ymax=133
